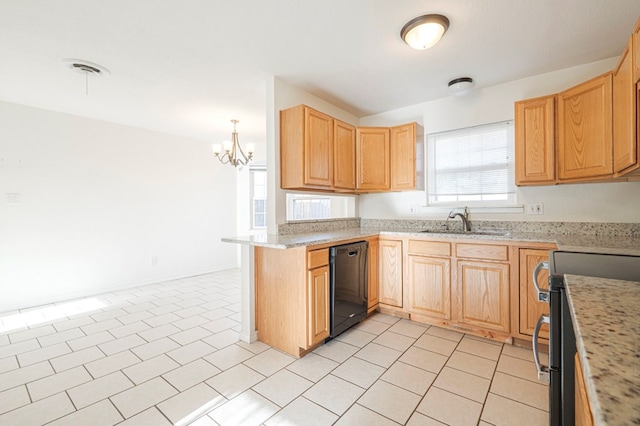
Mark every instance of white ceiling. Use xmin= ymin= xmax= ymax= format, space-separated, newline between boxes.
xmin=1 ymin=0 xmax=640 ymax=145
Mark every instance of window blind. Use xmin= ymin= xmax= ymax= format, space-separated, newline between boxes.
xmin=427 ymin=121 xmax=515 ymax=205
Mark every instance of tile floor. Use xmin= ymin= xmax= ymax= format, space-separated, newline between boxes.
xmin=0 ymin=269 xmax=549 ymax=425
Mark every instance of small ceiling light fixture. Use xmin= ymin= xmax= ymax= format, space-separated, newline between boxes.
xmin=62 ymin=58 xmax=110 ymax=95
xmin=212 ymin=119 xmax=255 ymax=167
xmin=448 ymin=77 xmax=475 ymax=97
xmin=401 ymin=14 xmax=449 ymax=50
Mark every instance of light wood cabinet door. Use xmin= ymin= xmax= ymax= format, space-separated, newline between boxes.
xmin=634 ymin=17 xmax=640 ymax=83
xmin=357 ymin=127 xmax=390 ymax=191
xmin=519 ymin=249 xmax=550 ymax=339
xmin=557 ymin=73 xmax=613 ymax=181
xmin=280 ymin=105 xmax=333 ymax=190
xmin=408 ymin=255 xmax=451 ymax=320
xmin=613 ymin=37 xmax=638 ymax=174
xmin=304 ymin=108 xmax=333 ymax=187
xmin=368 ymin=238 xmax=379 ymax=309
xmin=379 ymin=239 xmax=403 ymax=307
xmin=515 ymin=95 xmax=556 ymax=185
xmin=456 ymin=260 xmax=510 ymax=333
xmin=308 ymin=265 xmax=330 ymax=346
xmin=334 ymin=120 xmax=356 ymax=190
xmin=575 ymin=353 xmax=594 ymax=426
xmin=390 ymin=123 xmax=416 ymax=190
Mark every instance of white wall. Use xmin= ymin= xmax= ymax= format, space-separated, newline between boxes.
xmin=0 ymin=101 xmax=238 ymax=311
xmin=359 ymin=58 xmax=640 ymax=223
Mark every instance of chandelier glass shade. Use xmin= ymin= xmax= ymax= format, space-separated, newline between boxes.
xmin=212 ymin=119 xmax=254 ymax=167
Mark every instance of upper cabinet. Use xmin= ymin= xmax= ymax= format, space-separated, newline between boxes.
xmin=514 ymin=75 xmax=615 ymax=185
xmin=333 ymin=120 xmax=357 ymax=190
xmin=390 ymin=123 xmax=419 ymax=190
xmin=280 ymin=104 xmax=420 ymax=193
xmin=515 ymin=16 xmax=640 ymax=186
xmin=356 ymin=127 xmax=390 ymax=191
xmin=515 ymin=95 xmax=556 ymax=185
xmin=280 ymin=105 xmax=334 ymax=190
xmin=634 ymin=18 xmax=640 ymax=84
xmin=613 ymin=36 xmax=638 ymax=175
xmin=557 ymin=73 xmax=613 ymax=182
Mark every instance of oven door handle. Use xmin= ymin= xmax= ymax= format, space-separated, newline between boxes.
xmin=533 ymin=261 xmax=549 ymax=303
xmin=532 ymin=314 xmax=550 ymax=383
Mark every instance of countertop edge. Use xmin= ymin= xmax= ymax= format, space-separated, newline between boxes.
xmin=564 ymin=275 xmax=606 ymax=425
xmin=222 ymin=228 xmax=640 ymax=255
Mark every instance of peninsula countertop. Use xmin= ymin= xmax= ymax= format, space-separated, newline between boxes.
xmin=565 ymin=274 xmax=640 ymax=425
xmin=222 ymin=227 xmax=640 ymax=256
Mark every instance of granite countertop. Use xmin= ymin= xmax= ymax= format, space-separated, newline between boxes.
xmin=565 ymin=274 xmax=640 ymax=425
xmin=222 ymin=228 xmax=382 ymax=249
xmin=222 ymin=227 xmax=640 ymax=255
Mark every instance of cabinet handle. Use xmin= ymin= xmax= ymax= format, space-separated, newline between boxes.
xmin=533 ymin=261 xmax=549 ymax=303
xmin=532 ymin=314 xmax=550 ymax=383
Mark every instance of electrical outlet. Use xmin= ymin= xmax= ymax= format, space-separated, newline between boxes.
xmin=150 ymin=256 xmax=158 ymax=266
xmin=410 ymin=205 xmax=420 ymax=215
xmin=527 ymin=203 xmax=544 ymax=215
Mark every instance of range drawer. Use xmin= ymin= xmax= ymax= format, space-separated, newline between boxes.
xmin=455 ymin=243 xmax=509 ymax=261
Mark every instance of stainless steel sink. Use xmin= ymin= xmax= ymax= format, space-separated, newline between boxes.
xmin=420 ymin=229 xmax=510 ymax=237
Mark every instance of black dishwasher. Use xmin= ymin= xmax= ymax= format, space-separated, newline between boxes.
xmin=329 ymin=241 xmax=368 ymax=338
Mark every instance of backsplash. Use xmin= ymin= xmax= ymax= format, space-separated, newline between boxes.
xmin=278 ymin=218 xmax=360 ymax=235
xmin=279 ymin=218 xmax=640 ymax=237
xmin=361 ymin=219 xmax=640 ymax=237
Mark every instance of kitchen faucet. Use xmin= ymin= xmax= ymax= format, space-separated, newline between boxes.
xmin=447 ymin=206 xmax=471 ymax=232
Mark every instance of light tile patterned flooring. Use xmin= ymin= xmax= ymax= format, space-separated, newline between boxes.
xmin=0 ymin=269 xmax=549 ymax=425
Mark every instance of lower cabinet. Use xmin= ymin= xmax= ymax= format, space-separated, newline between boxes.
xmin=379 ymin=238 xmax=403 ymax=308
xmin=255 ymin=245 xmax=330 ymax=357
xmin=307 ymin=264 xmax=330 ymax=346
xmin=456 ymin=260 xmax=510 ymax=334
xmin=399 ymin=239 xmax=511 ymax=338
xmin=367 ymin=238 xmax=380 ymax=310
xmin=255 ymin=238 xmax=378 ymax=358
xmin=394 ymin=239 xmax=559 ymax=342
xmin=518 ymin=248 xmax=551 ymax=340
xmin=407 ymin=255 xmax=451 ymax=320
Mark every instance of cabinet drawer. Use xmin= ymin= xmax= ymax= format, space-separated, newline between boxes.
xmin=455 ymin=243 xmax=509 ymax=261
xmin=308 ymin=248 xmax=329 ymax=269
xmin=408 ymin=240 xmax=451 ymax=257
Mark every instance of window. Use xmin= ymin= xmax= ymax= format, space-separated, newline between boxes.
xmin=426 ymin=121 xmax=515 ymax=206
xmin=285 ymin=193 xmax=356 ymax=221
xmin=250 ymin=167 xmax=267 ymax=229
xmin=290 ymin=197 xmax=331 ymax=220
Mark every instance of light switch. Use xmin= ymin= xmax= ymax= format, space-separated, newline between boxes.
xmin=5 ymin=193 xmax=21 ymax=204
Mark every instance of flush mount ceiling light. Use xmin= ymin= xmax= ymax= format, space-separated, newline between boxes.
xmin=448 ymin=77 xmax=475 ymax=96
xmin=62 ymin=58 xmax=110 ymax=95
xmin=212 ymin=119 xmax=255 ymax=167
xmin=401 ymin=14 xmax=449 ymax=50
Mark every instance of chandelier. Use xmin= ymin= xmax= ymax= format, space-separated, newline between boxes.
xmin=212 ymin=119 xmax=254 ymax=167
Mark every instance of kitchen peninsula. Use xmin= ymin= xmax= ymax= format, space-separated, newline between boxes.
xmin=223 ymin=220 xmax=640 ymax=425
xmin=224 ymin=222 xmax=639 ymax=346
